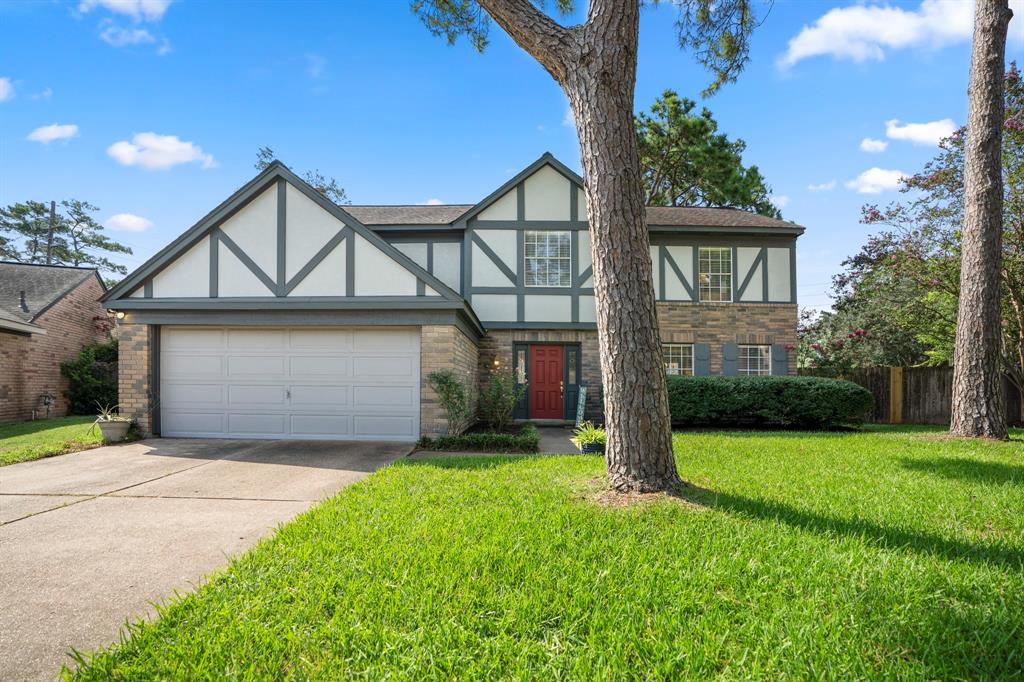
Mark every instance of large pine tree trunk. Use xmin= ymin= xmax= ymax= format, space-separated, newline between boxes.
xmin=479 ymin=0 xmax=680 ymax=490
xmin=951 ymin=0 xmax=1012 ymax=440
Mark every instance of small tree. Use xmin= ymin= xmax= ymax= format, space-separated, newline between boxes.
xmin=61 ymin=340 xmax=119 ymax=415
xmin=479 ymin=368 xmax=525 ymax=432
xmin=427 ymin=369 xmax=476 ymax=435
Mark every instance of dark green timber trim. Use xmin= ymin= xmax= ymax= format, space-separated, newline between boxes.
xmin=344 ymin=226 xmax=355 ymax=296
xmin=471 ymin=233 xmax=517 ymax=284
xmin=209 ymin=230 xmax=219 ymax=298
xmin=661 ymin=246 xmax=695 ymax=300
xmin=285 ymin=230 xmax=346 ymax=295
xmin=216 ymin=228 xmax=278 ymax=295
xmin=150 ymin=325 xmax=161 ymax=436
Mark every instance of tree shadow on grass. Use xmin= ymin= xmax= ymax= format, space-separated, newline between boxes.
xmin=899 ymin=457 xmax=1024 ymax=486
xmin=673 ymin=485 xmax=1024 ymax=570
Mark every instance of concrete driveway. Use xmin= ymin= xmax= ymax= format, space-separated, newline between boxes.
xmin=0 ymin=438 xmax=410 ymax=680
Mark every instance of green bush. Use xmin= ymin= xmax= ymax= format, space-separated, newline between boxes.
xmin=417 ymin=424 xmax=539 ymax=453
xmin=666 ymin=375 xmax=874 ymax=429
xmin=479 ymin=368 xmax=525 ymax=432
xmin=426 ymin=369 xmax=475 ymax=436
xmin=60 ymin=340 xmax=118 ymax=416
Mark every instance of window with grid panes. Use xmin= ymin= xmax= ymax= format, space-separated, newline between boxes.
xmin=699 ymin=247 xmax=732 ymax=302
xmin=663 ymin=344 xmax=694 ymax=376
xmin=738 ymin=344 xmax=771 ymax=375
xmin=524 ymin=231 xmax=571 ymax=287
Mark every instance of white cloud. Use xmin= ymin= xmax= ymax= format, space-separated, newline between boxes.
xmin=779 ymin=0 xmax=973 ymax=67
xmin=157 ymin=37 xmax=172 ymax=56
xmin=845 ymin=167 xmax=907 ymax=194
xmin=27 ymin=123 xmax=79 ymax=144
xmin=99 ymin=23 xmax=155 ymax=47
xmin=0 ymin=77 xmax=13 ymax=102
xmin=106 ymin=213 xmax=153 ymax=231
xmin=305 ymin=53 xmax=326 ymax=79
xmin=808 ymin=181 xmax=837 ymax=192
xmin=885 ymin=118 xmax=957 ymax=145
xmin=771 ymin=195 xmax=790 ymax=209
xmin=30 ymin=87 xmax=53 ymax=100
xmin=860 ymin=137 xmax=889 ymax=153
xmin=422 ymin=198 xmax=444 ymax=205
xmin=78 ymin=0 xmax=173 ymax=22
xmin=563 ymin=106 xmax=575 ymax=128
xmin=107 ymin=132 xmax=215 ymax=170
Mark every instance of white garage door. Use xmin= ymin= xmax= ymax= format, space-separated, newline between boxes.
xmin=159 ymin=327 xmax=420 ymax=441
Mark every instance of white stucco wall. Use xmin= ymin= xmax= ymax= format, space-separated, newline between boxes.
xmin=524 ymin=295 xmax=571 ymax=322
xmin=524 ymin=165 xmax=571 ymax=221
xmin=289 ymin=239 xmax=347 ymax=296
xmin=353 ymin=234 xmax=418 ymax=296
xmin=218 ymin=247 xmax=274 ymax=297
xmin=767 ymin=248 xmax=792 ymax=302
xmin=471 ymin=294 xmax=517 ymax=321
xmin=219 ymin=185 xmax=277 ymax=278
xmin=285 ymin=184 xmax=343 ymax=281
xmin=478 ymin=189 xmax=517 ymax=221
xmin=151 ymin=236 xmax=210 ymax=298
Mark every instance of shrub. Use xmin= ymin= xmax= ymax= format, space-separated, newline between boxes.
xmin=417 ymin=424 xmax=539 ymax=453
xmin=479 ymin=368 xmax=525 ymax=432
xmin=570 ymin=421 xmax=606 ymax=453
xmin=426 ymin=369 xmax=475 ymax=436
xmin=61 ymin=340 xmax=118 ymax=416
xmin=666 ymin=375 xmax=874 ymax=429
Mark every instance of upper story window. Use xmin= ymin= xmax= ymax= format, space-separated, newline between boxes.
xmin=699 ymin=247 xmax=732 ymax=302
xmin=525 ymin=231 xmax=570 ymax=287
xmin=663 ymin=343 xmax=694 ymax=376
xmin=738 ymin=344 xmax=771 ymax=375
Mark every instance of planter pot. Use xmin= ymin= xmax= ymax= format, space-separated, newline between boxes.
xmin=579 ymin=442 xmax=605 ymax=455
xmin=97 ymin=420 xmax=131 ymax=442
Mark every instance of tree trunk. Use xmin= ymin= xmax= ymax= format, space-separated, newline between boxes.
xmin=951 ymin=0 xmax=1012 ymax=440
xmin=479 ymin=0 xmax=680 ymax=490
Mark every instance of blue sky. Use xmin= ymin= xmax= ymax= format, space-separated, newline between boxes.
xmin=2 ymin=0 xmax=1022 ymax=310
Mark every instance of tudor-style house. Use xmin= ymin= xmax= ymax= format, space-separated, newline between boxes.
xmin=102 ymin=153 xmax=802 ymax=441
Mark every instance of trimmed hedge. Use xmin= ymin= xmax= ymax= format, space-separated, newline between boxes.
xmin=417 ymin=424 xmax=539 ymax=453
xmin=666 ymin=375 xmax=874 ymax=429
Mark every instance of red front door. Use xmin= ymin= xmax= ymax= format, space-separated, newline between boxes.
xmin=529 ymin=345 xmax=564 ymax=419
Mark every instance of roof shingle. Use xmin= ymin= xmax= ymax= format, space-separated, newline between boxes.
xmin=0 ymin=262 xmax=98 ymax=322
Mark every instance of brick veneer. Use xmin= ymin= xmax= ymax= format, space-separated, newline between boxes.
xmin=420 ymin=324 xmax=479 ymax=437
xmin=0 ymin=275 xmax=109 ymax=422
xmin=117 ymin=322 xmax=154 ymax=434
xmin=656 ymin=302 xmax=798 ymax=375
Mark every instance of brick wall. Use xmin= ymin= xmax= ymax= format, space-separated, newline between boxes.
xmin=0 ymin=275 xmax=109 ymax=422
xmin=656 ymin=302 xmax=798 ymax=374
xmin=420 ymin=325 xmax=479 ymax=437
xmin=117 ymin=322 xmax=154 ymax=435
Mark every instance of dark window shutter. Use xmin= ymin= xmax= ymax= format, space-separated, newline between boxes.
xmin=722 ymin=343 xmax=739 ymax=376
xmin=694 ymin=343 xmax=711 ymax=376
xmin=771 ymin=344 xmax=789 ymax=376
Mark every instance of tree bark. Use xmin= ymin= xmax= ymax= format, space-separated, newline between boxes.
xmin=951 ymin=0 xmax=1012 ymax=440
xmin=480 ymin=0 xmax=680 ymax=490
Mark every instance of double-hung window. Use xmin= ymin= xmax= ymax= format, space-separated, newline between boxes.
xmin=699 ymin=247 xmax=732 ymax=302
xmin=524 ymin=231 xmax=571 ymax=287
xmin=663 ymin=344 xmax=694 ymax=376
xmin=738 ymin=344 xmax=771 ymax=375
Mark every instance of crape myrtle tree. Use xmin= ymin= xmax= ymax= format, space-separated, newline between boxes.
xmin=952 ymin=0 xmax=1012 ymax=439
xmin=813 ymin=63 xmax=1024 ymax=413
xmin=411 ymin=0 xmax=758 ymax=491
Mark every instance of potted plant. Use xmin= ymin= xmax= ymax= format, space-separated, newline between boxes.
xmin=571 ymin=421 xmax=606 ymax=454
xmin=93 ymin=404 xmax=132 ymax=443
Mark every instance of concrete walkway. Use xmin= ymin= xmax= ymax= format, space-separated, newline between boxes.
xmin=0 ymin=438 xmax=409 ymax=681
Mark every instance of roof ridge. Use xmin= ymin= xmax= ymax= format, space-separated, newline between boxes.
xmin=0 ymin=260 xmax=99 ymax=271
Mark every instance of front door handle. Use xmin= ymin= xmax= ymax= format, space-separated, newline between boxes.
xmin=560 ymin=381 xmax=564 ymax=395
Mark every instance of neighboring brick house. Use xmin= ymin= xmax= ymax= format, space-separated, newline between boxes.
xmin=101 ymin=153 xmax=803 ymax=441
xmin=0 ymin=262 xmax=109 ymax=422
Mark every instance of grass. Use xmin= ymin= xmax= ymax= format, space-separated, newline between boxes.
xmin=71 ymin=426 xmax=1023 ymax=680
xmin=0 ymin=416 xmax=103 ymax=466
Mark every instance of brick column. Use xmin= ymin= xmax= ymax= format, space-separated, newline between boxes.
xmin=118 ymin=323 xmax=154 ymax=435
xmin=420 ymin=325 xmax=479 ymax=437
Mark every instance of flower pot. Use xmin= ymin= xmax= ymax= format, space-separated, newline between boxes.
xmin=579 ymin=442 xmax=604 ymax=455
xmin=98 ymin=420 xmax=131 ymax=443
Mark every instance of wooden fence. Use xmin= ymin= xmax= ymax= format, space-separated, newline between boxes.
xmin=801 ymin=366 xmax=1024 ymax=427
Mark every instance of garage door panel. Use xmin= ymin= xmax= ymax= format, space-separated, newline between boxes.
xmin=354 ymin=415 xmax=416 ymax=438
xmin=228 ymin=355 xmax=285 ymax=376
xmin=289 ymin=385 xmax=349 ymax=407
xmin=162 ymin=411 xmax=225 ymax=435
xmin=354 ymin=385 xmax=415 ymax=407
xmin=228 ymin=413 xmax=287 ymax=436
xmin=290 ymin=356 xmax=349 ymax=378
xmin=353 ymin=356 xmax=415 ymax=378
xmin=228 ymin=329 xmax=286 ymax=349
xmin=290 ymin=414 xmax=352 ymax=437
xmin=162 ymin=382 xmax=225 ymax=407
xmin=228 ymin=384 xmax=286 ymax=407
xmin=162 ymin=354 xmax=223 ymax=376
xmin=289 ymin=329 xmax=352 ymax=350
xmin=160 ymin=326 xmax=420 ymax=441
xmin=161 ymin=328 xmax=225 ymax=350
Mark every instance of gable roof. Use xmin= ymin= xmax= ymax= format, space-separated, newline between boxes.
xmin=102 ymin=161 xmax=467 ymax=305
xmin=457 ymin=151 xmax=584 ymax=225
xmin=645 ymin=206 xmax=801 ymax=231
xmin=0 ymin=262 xmax=103 ymax=323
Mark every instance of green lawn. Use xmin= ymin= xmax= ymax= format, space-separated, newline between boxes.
xmin=71 ymin=426 xmax=1023 ymax=680
xmin=0 ymin=416 xmax=103 ymax=466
